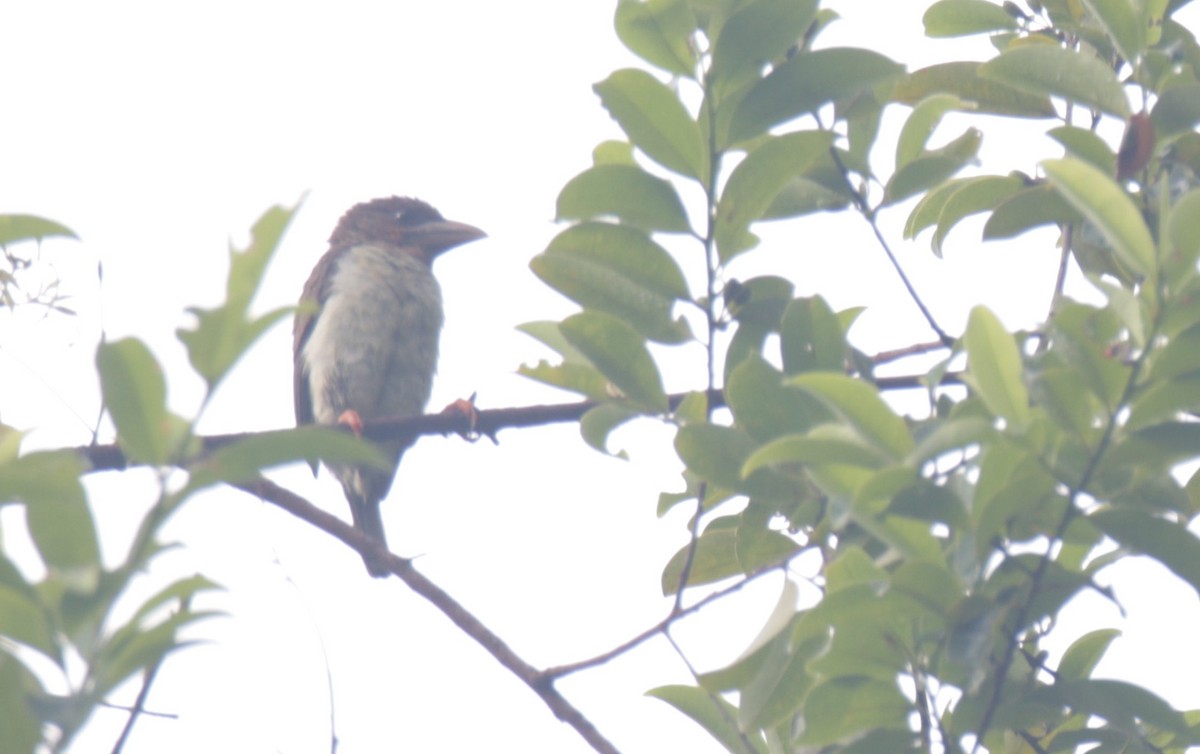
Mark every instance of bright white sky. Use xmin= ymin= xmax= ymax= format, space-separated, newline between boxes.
xmin=2 ymin=2 xmax=1199 ymax=753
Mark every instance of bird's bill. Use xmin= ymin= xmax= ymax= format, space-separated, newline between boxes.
xmin=411 ymin=219 xmax=487 ymax=255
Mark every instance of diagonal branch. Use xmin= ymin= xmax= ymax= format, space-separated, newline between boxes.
xmin=235 ymin=476 xmax=623 ymax=754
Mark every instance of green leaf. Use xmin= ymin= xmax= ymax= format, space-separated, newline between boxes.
xmin=715 ymin=130 xmax=836 ymax=261
xmin=964 ymin=305 xmax=1030 ymax=429
xmin=711 ymin=0 xmax=819 ymax=94
xmin=892 ymin=61 xmax=1056 ymax=118
xmin=559 ymin=311 xmax=667 ymax=410
xmin=725 ymin=355 xmax=833 ymax=441
xmin=785 ymin=373 xmax=914 ymax=459
xmin=647 ymin=685 xmax=768 ymax=754
xmin=1058 ymin=628 xmax=1121 ymax=681
xmin=982 ymin=183 xmax=1084 ymax=239
xmin=556 ymin=164 xmax=691 ymax=232
xmin=594 ymin=69 xmax=707 ymax=180
xmin=614 ymin=0 xmax=697 ymax=78
xmin=780 ymin=295 xmax=845 ymax=374
xmin=660 ymin=525 xmax=798 ymax=594
xmin=923 ymin=0 xmax=1020 ymax=37
xmin=1081 ymin=0 xmax=1145 ymax=62
xmin=1151 ymin=83 xmax=1200 ymax=139
xmin=796 ymin=676 xmax=911 ymax=746
xmin=96 ymin=338 xmax=174 ymax=465
xmin=0 ymin=654 xmax=41 ymax=754
xmin=886 ymin=480 xmax=969 ymax=528
xmin=0 ymin=585 xmax=59 ymax=662
xmin=177 ymin=202 xmax=299 ymax=394
xmin=1167 ymin=188 xmax=1200 ymax=274
xmin=979 ymin=44 xmax=1131 ymax=118
xmin=92 ymin=609 xmax=216 ymax=698
xmin=885 ymin=127 xmax=983 ymax=204
xmin=729 ymin=48 xmax=904 ymax=143
xmin=675 ymin=423 xmax=805 ymax=502
xmin=531 ymin=222 xmax=691 ymax=343
xmin=1028 ymin=679 xmax=1190 ymax=734
xmin=1047 ymin=125 xmax=1117 ymax=174
xmin=1043 ymin=157 xmax=1156 ymax=279
xmin=0 ymin=214 xmax=79 ymax=246
xmin=910 ymin=175 xmax=1025 ymax=256
xmin=896 ymin=94 xmax=975 ymax=170
xmin=1091 ymin=507 xmax=1200 ymax=597
xmin=580 ymin=403 xmax=638 ymax=457
xmin=742 ymin=427 xmax=891 ymax=476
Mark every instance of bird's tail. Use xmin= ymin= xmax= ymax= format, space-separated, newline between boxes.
xmin=346 ymin=488 xmax=390 ymax=578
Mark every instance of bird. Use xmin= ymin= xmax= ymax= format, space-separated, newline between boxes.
xmin=293 ymin=196 xmax=486 ymax=577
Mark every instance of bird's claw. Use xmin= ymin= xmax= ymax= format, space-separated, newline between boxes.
xmin=440 ymin=392 xmax=481 ymax=442
xmin=337 ymin=409 xmax=365 ymax=437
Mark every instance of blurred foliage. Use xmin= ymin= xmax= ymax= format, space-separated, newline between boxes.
xmin=5 ymin=0 xmax=1200 ymax=752
xmin=523 ymin=0 xmax=1200 ymax=751
xmin=0 ymin=200 xmax=383 ymax=752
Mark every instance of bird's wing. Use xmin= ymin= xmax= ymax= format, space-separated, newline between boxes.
xmin=293 ymin=247 xmax=340 ymax=426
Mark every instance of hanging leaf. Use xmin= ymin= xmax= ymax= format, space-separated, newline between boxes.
xmin=556 ymin=164 xmax=692 ymax=232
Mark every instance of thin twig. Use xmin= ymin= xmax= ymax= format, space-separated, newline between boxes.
xmin=109 ymin=651 xmax=165 ymax=753
xmin=541 ymin=552 xmax=797 ymax=680
xmin=826 ymin=147 xmax=954 ymax=347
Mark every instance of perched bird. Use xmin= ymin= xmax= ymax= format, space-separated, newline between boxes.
xmin=293 ymin=197 xmax=486 ymax=577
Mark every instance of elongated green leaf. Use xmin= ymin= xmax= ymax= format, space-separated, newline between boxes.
xmin=1081 ymin=0 xmax=1145 ymax=62
xmin=594 ymin=69 xmax=707 ymax=180
xmin=614 ymin=0 xmax=697 ymax=77
xmin=982 ymin=183 xmax=1083 ymax=239
xmin=1047 ymin=125 xmax=1117 ymax=174
xmin=532 ymin=222 xmax=691 ymax=343
xmin=923 ymin=0 xmax=1020 ymax=37
xmin=1027 ymin=679 xmax=1190 ymax=734
xmin=97 ymin=338 xmax=173 ymax=465
xmin=1167 ymin=188 xmax=1200 ymax=273
xmin=1058 ymin=628 xmax=1121 ymax=681
xmin=178 ymin=202 xmax=299 ymax=394
xmin=927 ymin=175 xmax=1025 ymax=255
xmin=964 ymin=305 xmax=1030 ymax=429
xmin=1092 ymin=507 xmax=1200 ymax=597
xmin=1043 ymin=157 xmax=1156 ymax=279
xmin=892 ymin=62 xmax=1056 ymax=117
xmin=647 ymin=685 xmax=768 ymax=754
xmin=785 ymin=373 xmax=914 ymax=458
xmin=675 ymin=423 xmax=804 ymax=502
xmin=556 ymin=164 xmax=691 ymax=232
xmin=730 ymin=48 xmax=903 ymax=142
xmin=979 ymin=44 xmax=1131 ymax=118
xmin=0 ymin=214 xmax=78 ymax=246
xmin=711 ymin=0 xmax=819 ymax=94
xmin=559 ymin=311 xmax=667 ymax=410
xmin=896 ymin=94 xmax=974 ymax=169
xmin=885 ymin=127 xmax=982 ymax=204
xmin=716 ymin=130 xmax=836 ymax=261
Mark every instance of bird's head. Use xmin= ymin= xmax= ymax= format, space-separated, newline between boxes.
xmin=329 ymin=196 xmax=486 ymax=264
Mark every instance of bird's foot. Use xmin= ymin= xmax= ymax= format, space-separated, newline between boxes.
xmin=440 ymin=393 xmax=481 ymax=441
xmin=337 ymin=409 xmax=365 ymax=437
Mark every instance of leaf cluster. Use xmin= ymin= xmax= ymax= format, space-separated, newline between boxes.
xmin=525 ymin=0 xmax=1200 ymax=751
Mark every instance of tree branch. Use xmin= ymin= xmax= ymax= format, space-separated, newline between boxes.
xmin=71 ymin=375 xmax=960 ymax=473
xmin=235 ymin=477 xmax=623 ymax=754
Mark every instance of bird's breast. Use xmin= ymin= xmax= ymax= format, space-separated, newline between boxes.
xmin=301 ymin=244 xmax=443 ymax=425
